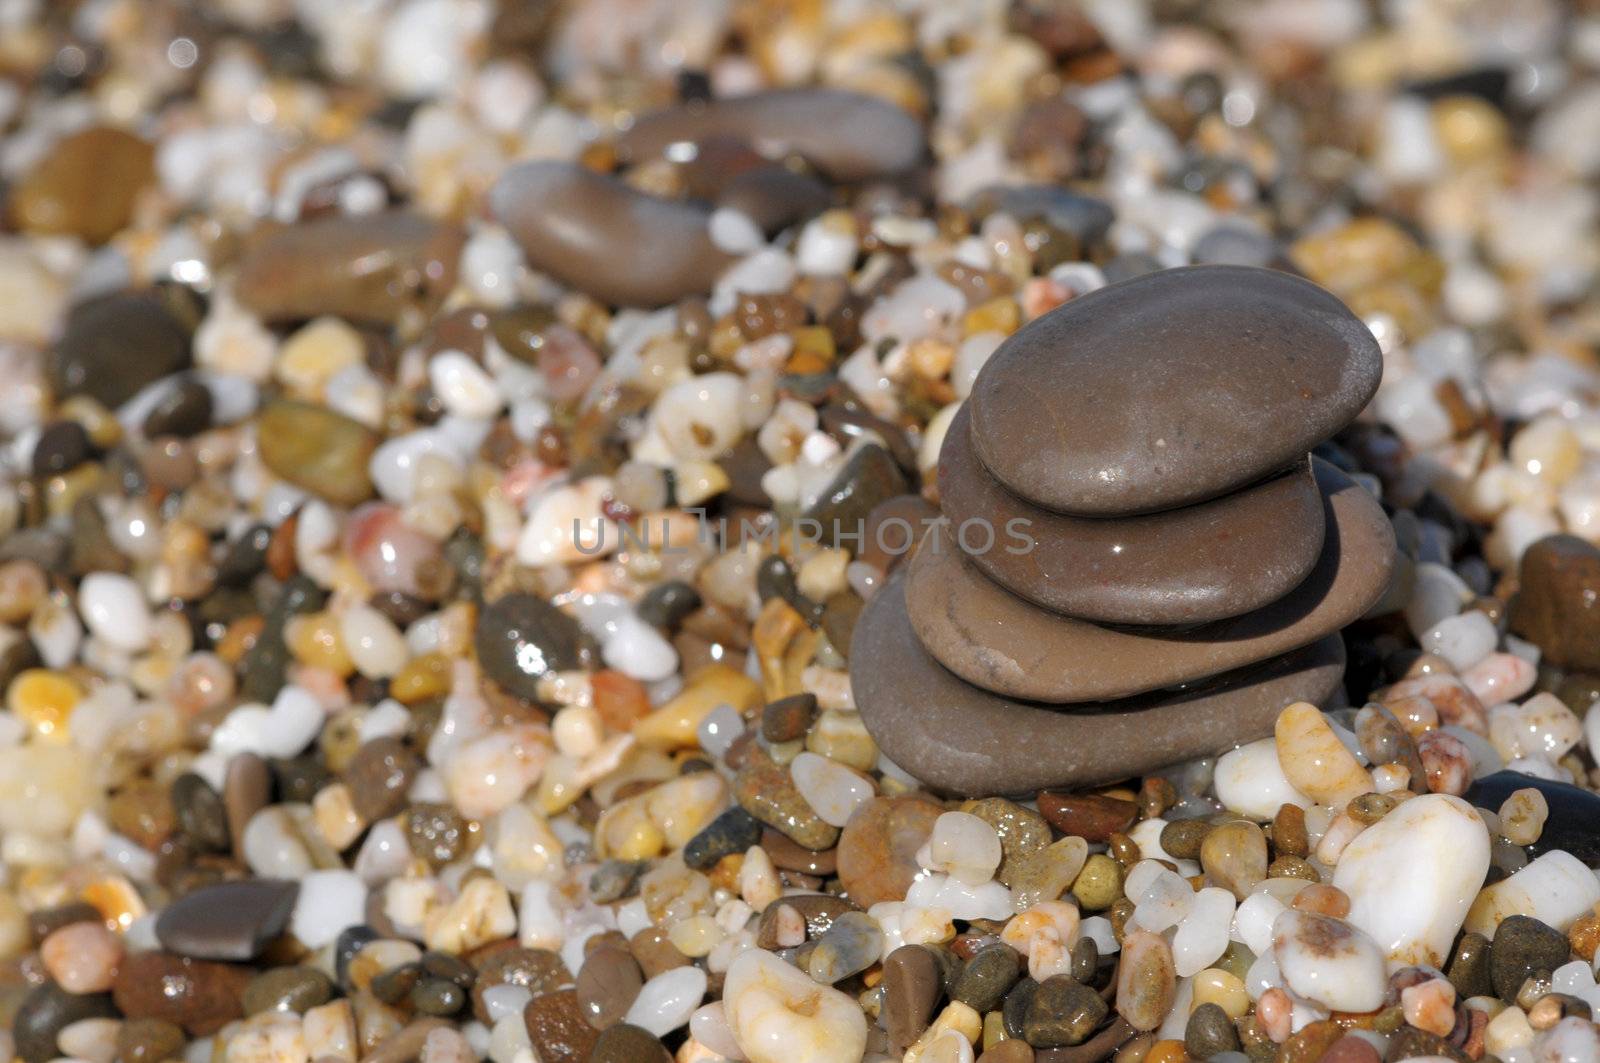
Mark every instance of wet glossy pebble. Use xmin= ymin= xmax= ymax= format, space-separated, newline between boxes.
xmin=1025 ymin=976 xmax=1108 ymax=1048
xmin=11 ymin=126 xmax=155 ymax=244
xmin=882 ymin=945 xmax=944 ymax=1053
xmin=837 ymin=794 xmax=943 ymax=907
xmin=241 ymin=965 xmax=332 ymax=1015
xmin=575 ymin=947 xmax=644 ymax=1030
xmin=256 ymin=399 xmax=380 ymax=507
xmin=474 ymin=592 xmax=595 ymax=701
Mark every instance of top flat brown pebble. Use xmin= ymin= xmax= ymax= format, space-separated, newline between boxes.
xmin=906 ymin=459 xmax=1394 ymax=702
xmin=967 ymin=265 xmax=1382 ymax=515
xmin=939 ymin=403 xmax=1324 ymax=624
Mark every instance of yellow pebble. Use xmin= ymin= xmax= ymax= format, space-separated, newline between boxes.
xmin=7 ymin=669 xmax=83 ymax=741
xmin=1190 ymin=967 xmax=1250 ymax=1019
xmin=284 ymin=611 xmax=354 ymax=676
xmin=1432 ymin=95 xmax=1509 ymax=166
xmin=276 ymin=316 xmax=366 ymax=398
xmin=1274 ymin=701 xmax=1373 ymax=808
xmin=963 ymin=296 xmax=1020 ymax=336
xmin=633 ymin=663 xmax=761 ymax=749
xmin=390 ymin=652 xmax=451 ymax=704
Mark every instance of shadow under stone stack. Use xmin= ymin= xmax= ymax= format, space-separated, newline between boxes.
xmin=850 ymin=265 xmax=1398 ymax=795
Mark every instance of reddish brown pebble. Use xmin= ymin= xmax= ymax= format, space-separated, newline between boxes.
xmin=1038 ymin=792 xmax=1139 ymax=842
xmin=112 ymin=952 xmax=251 ymax=1035
xmin=522 ymin=989 xmax=598 ymax=1063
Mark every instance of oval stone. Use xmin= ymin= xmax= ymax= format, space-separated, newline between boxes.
xmin=614 ymin=88 xmax=925 ymax=182
xmin=939 ymin=404 xmax=1324 ymax=624
xmin=906 ymin=459 xmax=1393 ymax=702
xmin=851 ymin=574 xmax=1346 ymax=796
xmin=489 ymin=161 xmax=734 ymax=308
xmin=50 ymin=292 xmax=191 ymax=409
xmin=235 ymin=212 xmax=464 ymax=325
xmin=967 ymin=265 xmax=1383 ymax=515
xmin=256 ymin=400 xmax=380 ymax=508
xmin=10 ymin=127 xmax=155 ymax=245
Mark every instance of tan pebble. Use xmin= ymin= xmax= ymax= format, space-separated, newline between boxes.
xmin=1199 ymin=821 xmax=1267 ymax=900
xmin=41 ymin=921 xmax=124 ymax=993
xmin=1116 ymin=931 xmax=1176 ymax=1032
xmin=1275 ymin=702 xmax=1373 ymax=808
xmin=1498 ymin=788 xmax=1548 ymax=846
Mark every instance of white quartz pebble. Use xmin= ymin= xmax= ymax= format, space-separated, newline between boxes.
xmin=1272 ymin=910 xmax=1387 ymax=1013
xmin=904 ymin=872 xmax=1013 ymax=921
xmin=341 ymin=604 xmax=409 ymax=679
xmin=722 ymin=948 xmax=866 ymax=1063
xmin=1488 ymin=693 xmax=1583 ymax=762
xmin=601 ymin=616 xmax=678 ymax=682
xmin=790 ymin=752 xmax=874 ymax=829
xmin=1234 ymin=891 xmax=1287 ymax=957
xmin=1131 ymin=868 xmax=1195 ymax=933
xmin=292 ymin=869 xmax=367 ymax=948
xmin=1333 ymin=794 xmax=1490 ymax=966
xmin=517 ymin=477 xmax=618 ymax=564
xmin=1173 ymin=887 xmax=1235 ymax=977
xmin=1465 ymin=850 xmax=1600 ymax=936
xmin=1214 ymin=738 xmax=1313 ymax=820
xmin=428 ymin=350 xmax=503 ymax=419
xmin=920 ymin=811 xmax=1002 ymax=885
xmin=211 ymin=685 xmax=324 ymax=760
xmin=1462 ymin=653 xmax=1538 ymax=706
xmin=625 ymin=965 xmax=707 ymax=1037
xmin=77 ymin=572 xmax=152 ymax=652
xmin=1422 ymin=611 xmax=1498 ymax=671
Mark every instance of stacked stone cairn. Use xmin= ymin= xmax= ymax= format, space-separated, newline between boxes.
xmin=851 ymin=265 xmax=1397 ymax=795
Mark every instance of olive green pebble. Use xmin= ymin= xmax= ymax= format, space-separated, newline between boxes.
xmin=1448 ymin=931 xmax=1494 ymax=999
xmin=411 ymin=977 xmax=468 ymax=1016
xmin=1185 ymin=1002 xmax=1242 ymax=1059
xmin=1159 ymin=818 xmax=1212 ymax=861
xmin=116 ymin=1018 xmax=187 ymax=1063
xmin=1347 ymin=793 xmax=1395 ymax=824
xmin=590 ymin=1023 xmax=672 ymax=1063
xmin=371 ymin=962 xmax=422 ymax=1005
xmin=1069 ymin=937 xmax=1099 ymax=984
xmin=1266 ymin=856 xmax=1320 ymax=882
xmin=1490 ymin=915 xmax=1570 ymax=1002
xmin=1024 ymin=976 xmax=1107 ymax=1048
xmin=1071 ymin=854 xmax=1123 ymax=910
xmin=241 ymin=966 xmax=332 ymax=1015
xmin=1213 ymin=941 xmax=1256 ymax=983
xmin=404 ymin=803 xmax=472 ymax=866
xmin=1237 ymin=1016 xmax=1277 ymax=1063
xmin=954 ymin=943 xmax=1023 ymax=1013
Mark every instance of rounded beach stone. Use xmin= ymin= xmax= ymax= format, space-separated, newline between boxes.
xmin=967 ymin=265 xmax=1383 ymax=515
xmin=939 ymin=404 xmax=1324 ymax=624
xmin=235 ymin=212 xmax=464 ymax=326
xmin=489 ymin=161 xmax=734 ymax=308
xmin=906 ymin=459 xmax=1393 ymax=703
xmin=851 ymin=574 xmax=1346 ymax=796
xmin=10 ymin=126 xmax=155 ymax=244
xmin=613 ymin=88 xmax=926 ymax=182
xmin=50 ymin=291 xmax=191 ymax=409
xmin=154 ymin=878 xmax=299 ymax=961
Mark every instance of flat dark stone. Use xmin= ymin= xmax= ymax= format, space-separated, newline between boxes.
xmin=851 ymin=574 xmax=1346 ymax=796
xmin=1466 ymin=771 xmax=1600 ymax=866
xmin=50 ymin=291 xmax=191 ymax=409
xmin=614 ymin=88 xmax=926 ymax=182
xmin=907 ymin=459 xmax=1393 ymax=702
xmin=155 ymin=879 xmax=299 ymax=961
xmin=939 ymin=403 xmax=1323 ymax=624
xmin=966 ymin=265 xmax=1382 ymax=515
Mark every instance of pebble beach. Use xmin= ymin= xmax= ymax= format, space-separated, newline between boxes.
xmin=1 ymin=1 xmax=1600 ymax=1063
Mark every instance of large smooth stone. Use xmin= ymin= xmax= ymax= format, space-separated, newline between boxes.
xmin=966 ymin=265 xmax=1383 ymax=515
xmin=490 ymin=161 xmax=734 ymax=308
xmin=235 ymin=212 xmax=464 ymax=325
xmin=613 ymin=88 xmax=925 ymax=182
xmin=1332 ymin=794 xmax=1490 ymax=967
xmin=1466 ymin=771 xmax=1600 ymax=866
xmin=907 ymin=459 xmax=1393 ymax=702
xmin=939 ymin=404 xmax=1323 ymax=624
xmin=850 ymin=575 xmax=1346 ymax=796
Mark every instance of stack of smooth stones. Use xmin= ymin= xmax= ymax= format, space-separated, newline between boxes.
xmin=853 ymin=265 xmax=1398 ymax=795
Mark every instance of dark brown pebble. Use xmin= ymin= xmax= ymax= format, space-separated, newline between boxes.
xmin=627 ymin=928 xmax=688 ymax=980
xmin=403 ymin=802 xmax=471 ymax=867
xmin=143 ymin=378 xmax=214 ymax=439
xmin=170 ymin=773 xmax=230 ymax=853
xmin=1038 ymin=793 xmax=1139 ymax=843
xmin=588 ymin=1023 xmax=672 ymax=1063
xmin=1034 ymin=1018 xmax=1136 ymax=1063
xmin=112 ymin=952 xmax=251 ymax=1034
xmin=31 ymin=420 xmax=93 ymax=477
xmin=761 ymin=692 xmax=819 ymax=743
xmin=759 ymin=827 xmax=837 ymax=876
xmin=523 ymin=989 xmax=599 ymax=1063
xmin=475 ymin=592 xmax=596 ymax=701
xmin=575 ymin=947 xmax=643 ymax=1031
xmin=13 ymin=983 xmax=117 ymax=1063
xmin=954 ymin=942 xmax=1023 ymax=1012
xmin=28 ymin=902 xmax=101 ymax=946
xmin=344 ymin=737 xmax=423 ymax=821
xmin=1509 ymin=535 xmax=1600 ymax=671
xmin=1025 ymin=976 xmax=1108 ymax=1048
xmin=882 ymin=944 xmax=944 ymax=1053
xmin=49 ymin=291 xmax=191 ymax=409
